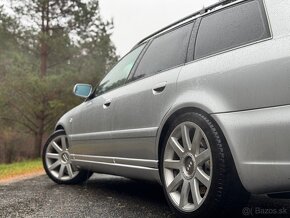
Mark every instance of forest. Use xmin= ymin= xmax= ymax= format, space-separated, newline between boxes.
xmin=0 ymin=0 xmax=118 ymax=163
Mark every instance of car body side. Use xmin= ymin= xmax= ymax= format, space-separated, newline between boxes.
xmin=55 ymin=0 xmax=290 ymax=194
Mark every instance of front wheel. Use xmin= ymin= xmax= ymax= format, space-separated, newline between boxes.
xmin=42 ymin=130 xmax=92 ymax=184
xmin=160 ymin=112 xmax=249 ymax=218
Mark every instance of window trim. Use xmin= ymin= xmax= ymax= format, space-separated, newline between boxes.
xmin=189 ymin=0 xmax=272 ymax=62
xmin=186 ymin=18 xmax=202 ymax=63
xmin=126 ymin=39 xmax=153 ymax=83
xmin=128 ymin=20 xmax=196 ymax=83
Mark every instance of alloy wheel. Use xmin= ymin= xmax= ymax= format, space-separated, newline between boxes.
xmin=45 ymin=135 xmax=79 ymax=181
xmin=163 ymin=121 xmax=213 ymax=212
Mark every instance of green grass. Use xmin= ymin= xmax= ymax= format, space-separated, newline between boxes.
xmin=0 ymin=159 xmax=43 ymax=180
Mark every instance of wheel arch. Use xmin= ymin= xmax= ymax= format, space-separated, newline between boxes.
xmin=54 ymin=124 xmax=67 ymax=134
xmin=157 ymin=107 xmax=211 ymax=162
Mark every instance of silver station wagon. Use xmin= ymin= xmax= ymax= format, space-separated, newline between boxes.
xmin=42 ymin=0 xmax=290 ymax=217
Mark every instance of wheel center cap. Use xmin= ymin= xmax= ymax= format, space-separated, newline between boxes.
xmin=61 ymin=152 xmax=70 ymax=163
xmin=182 ymin=153 xmax=196 ymax=179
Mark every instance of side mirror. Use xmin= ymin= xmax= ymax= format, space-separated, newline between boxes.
xmin=73 ymin=84 xmax=92 ymax=98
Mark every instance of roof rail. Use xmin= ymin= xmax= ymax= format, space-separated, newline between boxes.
xmin=136 ymin=0 xmax=238 ymax=46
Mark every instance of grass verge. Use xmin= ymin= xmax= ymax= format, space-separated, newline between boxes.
xmin=0 ymin=159 xmax=44 ymax=181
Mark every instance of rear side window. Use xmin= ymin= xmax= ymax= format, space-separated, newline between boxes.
xmin=132 ymin=22 xmax=193 ymax=80
xmin=195 ymin=0 xmax=271 ymax=60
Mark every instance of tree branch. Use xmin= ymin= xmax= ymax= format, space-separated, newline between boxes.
xmin=6 ymin=100 xmax=39 ymax=130
xmin=0 ymin=117 xmax=37 ymax=134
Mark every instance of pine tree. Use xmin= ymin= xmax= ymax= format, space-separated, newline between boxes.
xmin=0 ymin=0 xmax=118 ymax=158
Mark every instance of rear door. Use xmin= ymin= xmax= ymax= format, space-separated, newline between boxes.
xmin=108 ymin=21 xmax=195 ymax=163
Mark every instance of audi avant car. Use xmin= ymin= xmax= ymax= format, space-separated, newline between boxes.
xmin=42 ymin=0 xmax=290 ymax=217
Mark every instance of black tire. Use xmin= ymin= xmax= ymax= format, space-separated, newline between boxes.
xmin=160 ymin=112 xmax=249 ymax=218
xmin=42 ymin=130 xmax=93 ymax=185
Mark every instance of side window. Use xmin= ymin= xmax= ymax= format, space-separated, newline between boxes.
xmin=132 ymin=22 xmax=193 ymax=80
xmin=195 ymin=0 xmax=271 ymax=59
xmin=96 ymin=44 xmax=145 ymax=95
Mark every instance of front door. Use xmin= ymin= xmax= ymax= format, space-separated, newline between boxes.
xmin=69 ymin=44 xmax=147 ymax=157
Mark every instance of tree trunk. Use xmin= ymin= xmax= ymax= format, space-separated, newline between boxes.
xmin=40 ymin=41 xmax=48 ymax=77
xmin=40 ymin=1 xmax=49 ymax=77
xmin=33 ymin=120 xmax=44 ymax=158
xmin=34 ymin=2 xmax=49 ymax=157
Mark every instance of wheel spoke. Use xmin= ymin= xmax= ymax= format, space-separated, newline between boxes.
xmin=58 ymin=164 xmax=65 ymax=179
xmin=196 ymin=149 xmax=210 ymax=165
xmin=195 ymin=168 xmax=210 ymax=188
xmin=179 ymin=180 xmax=190 ymax=208
xmin=164 ymin=159 xmax=181 ymax=170
xmin=61 ymin=136 xmax=67 ymax=150
xmin=48 ymin=160 xmax=61 ymax=170
xmin=167 ymin=173 xmax=183 ymax=193
xmin=190 ymin=178 xmax=202 ymax=206
xmin=46 ymin=153 xmax=59 ymax=159
xmin=169 ymin=137 xmax=184 ymax=158
xmin=181 ymin=124 xmax=191 ymax=152
xmin=192 ymin=128 xmax=202 ymax=155
xmin=51 ymin=141 xmax=62 ymax=153
xmin=67 ymin=164 xmax=74 ymax=178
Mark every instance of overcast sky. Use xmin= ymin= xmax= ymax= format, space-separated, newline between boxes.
xmin=99 ymin=0 xmax=218 ymax=56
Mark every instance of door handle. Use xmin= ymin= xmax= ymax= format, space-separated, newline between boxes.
xmin=152 ymin=82 xmax=167 ymax=95
xmin=103 ymin=99 xmax=112 ymax=109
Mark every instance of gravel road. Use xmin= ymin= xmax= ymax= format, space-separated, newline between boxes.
xmin=1 ymin=174 xmax=290 ymax=218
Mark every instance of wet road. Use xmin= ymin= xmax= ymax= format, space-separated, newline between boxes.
xmin=0 ymin=174 xmax=290 ymax=218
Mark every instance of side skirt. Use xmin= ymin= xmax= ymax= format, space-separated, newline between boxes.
xmin=71 ymin=154 xmax=161 ymax=183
